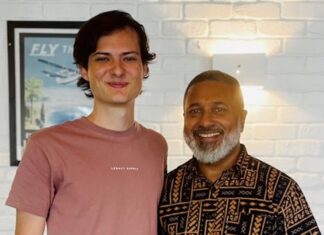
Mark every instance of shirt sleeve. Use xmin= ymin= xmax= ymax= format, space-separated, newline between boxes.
xmin=6 ymin=135 xmax=53 ymax=218
xmin=279 ymin=179 xmax=321 ymax=234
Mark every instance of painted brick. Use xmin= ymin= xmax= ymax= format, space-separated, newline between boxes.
xmin=164 ymin=91 xmax=184 ymax=105
xmin=298 ymin=158 xmax=324 ymax=173
xmin=257 ymin=21 xmax=305 ymax=37
xmin=167 ymin=156 xmax=190 ymax=172
xmin=258 ymin=156 xmax=297 ymax=173
xmin=243 ymin=141 xmax=275 ymax=156
xmin=142 ymin=21 xmax=160 ymax=37
xmin=136 ymin=91 xmax=164 ymax=105
xmin=138 ymin=4 xmax=181 ymax=20
xmin=182 ymin=142 xmax=192 ymax=155
xmin=0 ymin=198 xmax=14 ymax=216
xmin=276 ymin=141 xmax=321 ymax=156
xmin=167 ymin=0 xmax=208 ymax=2
xmin=0 ymin=137 xmax=9 ymax=154
xmin=267 ymin=56 xmax=305 ymax=74
xmin=303 ymin=92 xmax=324 ymax=105
xmin=306 ymin=56 xmax=324 ymax=73
xmin=161 ymin=124 xmax=184 ymax=139
xmin=187 ymin=38 xmax=282 ymax=56
xmin=143 ymin=73 xmax=184 ymax=90
xmin=261 ymin=91 xmax=304 ymax=106
xmin=285 ymin=39 xmax=324 ymax=54
xmin=308 ymin=21 xmax=324 ymax=37
xmin=44 ymin=3 xmax=89 ymax=19
xmin=185 ymin=4 xmax=231 ymax=19
xmin=0 ymin=94 xmax=9 ymax=134
xmin=166 ymin=140 xmax=183 ymax=155
xmin=162 ymin=56 xmax=210 ymax=71
xmin=279 ymin=107 xmax=324 ymax=123
xmin=210 ymin=21 xmax=256 ymax=38
xmin=0 ymin=216 xmax=15 ymax=231
xmin=151 ymin=39 xmax=186 ymax=54
xmin=0 ymin=153 xmax=10 ymax=167
xmin=305 ymin=190 xmax=324 ymax=208
xmin=139 ymin=106 xmax=182 ymax=122
xmin=91 ymin=4 xmax=137 ymax=17
xmin=163 ymin=21 xmax=208 ymax=37
xmin=290 ymin=173 xmax=323 ymax=188
xmin=1 ymin=0 xmax=324 ymax=232
xmin=240 ymin=125 xmax=253 ymax=140
xmin=233 ymin=3 xmax=280 ymax=19
xmin=254 ymin=125 xmax=297 ymax=140
xmin=267 ymin=75 xmax=324 ymax=92
xmin=0 ymin=3 xmax=42 ymax=19
xmin=245 ymin=107 xmax=277 ymax=123
xmin=299 ymin=125 xmax=324 ymax=139
xmin=4 ymin=168 xmax=17 ymax=183
xmin=0 ymin=184 xmax=11 ymax=199
xmin=282 ymin=2 xmax=324 ymax=19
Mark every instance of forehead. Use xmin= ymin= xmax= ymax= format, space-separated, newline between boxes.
xmin=184 ymin=80 xmax=236 ymax=107
xmin=96 ymin=27 xmax=140 ymax=49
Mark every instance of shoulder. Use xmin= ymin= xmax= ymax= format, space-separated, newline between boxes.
xmin=245 ymin=154 xmax=303 ymax=201
xmin=165 ymin=158 xmax=193 ymax=182
xmin=138 ymin=124 xmax=168 ymax=148
xmin=28 ymin=118 xmax=83 ymax=145
xmin=248 ymin=154 xmax=293 ymax=180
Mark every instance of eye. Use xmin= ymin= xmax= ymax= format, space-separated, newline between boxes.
xmin=187 ymin=108 xmax=201 ymax=116
xmin=94 ymin=56 xmax=110 ymax=62
xmin=123 ymin=55 xmax=138 ymax=62
xmin=212 ymin=106 xmax=228 ymax=114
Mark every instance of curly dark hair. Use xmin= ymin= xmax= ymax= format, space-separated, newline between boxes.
xmin=73 ymin=10 xmax=156 ymax=98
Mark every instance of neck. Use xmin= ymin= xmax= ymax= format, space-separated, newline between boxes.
xmin=197 ymin=143 xmax=241 ymax=182
xmin=87 ymin=101 xmax=135 ymax=131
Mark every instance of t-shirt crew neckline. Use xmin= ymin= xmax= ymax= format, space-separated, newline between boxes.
xmin=78 ymin=116 xmax=141 ymax=138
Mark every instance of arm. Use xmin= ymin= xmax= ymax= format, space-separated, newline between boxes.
xmin=15 ymin=210 xmax=46 ymax=235
xmin=279 ymin=180 xmax=321 ymax=234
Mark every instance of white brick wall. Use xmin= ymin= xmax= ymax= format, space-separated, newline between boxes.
xmin=0 ymin=0 xmax=324 ymax=233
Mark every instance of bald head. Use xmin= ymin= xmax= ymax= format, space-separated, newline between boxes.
xmin=184 ymin=70 xmax=245 ymax=112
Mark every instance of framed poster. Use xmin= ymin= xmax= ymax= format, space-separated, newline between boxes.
xmin=8 ymin=21 xmax=92 ymax=166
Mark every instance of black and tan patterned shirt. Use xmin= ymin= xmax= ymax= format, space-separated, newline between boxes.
xmin=158 ymin=145 xmax=321 ymax=235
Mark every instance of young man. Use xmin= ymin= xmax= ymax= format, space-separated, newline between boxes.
xmin=158 ymin=70 xmax=320 ymax=234
xmin=6 ymin=10 xmax=167 ymax=235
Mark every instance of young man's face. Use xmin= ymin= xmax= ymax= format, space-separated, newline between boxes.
xmin=183 ymin=80 xmax=246 ymax=164
xmin=80 ymin=27 xmax=147 ymax=106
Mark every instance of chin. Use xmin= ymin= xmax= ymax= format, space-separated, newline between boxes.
xmin=184 ymin=127 xmax=241 ymax=164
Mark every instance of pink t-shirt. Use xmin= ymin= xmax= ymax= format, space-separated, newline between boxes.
xmin=6 ymin=117 xmax=167 ymax=235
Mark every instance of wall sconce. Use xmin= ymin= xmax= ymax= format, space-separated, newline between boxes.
xmin=212 ymin=53 xmax=266 ymax=88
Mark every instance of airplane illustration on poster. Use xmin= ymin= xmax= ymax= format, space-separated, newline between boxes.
xmin=38 ymin=58 xmax=79 ymax=85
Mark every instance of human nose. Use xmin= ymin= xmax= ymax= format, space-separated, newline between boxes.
xmin=198 ymin=111 xmax=214 ymax=128
xmin=110 ymin=59 xmax=125 ymax=77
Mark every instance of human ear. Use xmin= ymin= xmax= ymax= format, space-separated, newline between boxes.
xmin=240 ymin=110 xmax=248 ymax=132
xmin=79 ymin=66 xmax=89 ymax=81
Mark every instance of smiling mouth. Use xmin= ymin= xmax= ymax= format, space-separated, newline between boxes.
xmin=194 ymin=129 xmax=224 ymax=139
xmin=107 ymin=82 xmax=128 ymax=88
xmin=197 ymin=132 xmax=221 ymax=138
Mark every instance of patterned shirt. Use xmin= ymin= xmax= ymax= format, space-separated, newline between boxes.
xmin=158 ymin=145 xmax=321 ymax=235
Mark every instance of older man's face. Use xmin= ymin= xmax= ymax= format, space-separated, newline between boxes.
xmin=183 ymin=80 xmax=246 ymax=164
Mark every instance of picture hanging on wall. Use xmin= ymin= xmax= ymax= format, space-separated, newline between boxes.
xmin=7 ymin=21 xmax=93 ymax=166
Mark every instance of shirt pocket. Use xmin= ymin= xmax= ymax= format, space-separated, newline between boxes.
xmin=234 ymin=211 xmax=279 ymax=235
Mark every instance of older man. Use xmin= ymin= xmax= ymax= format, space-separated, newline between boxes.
xmin=158 ymin=70 xmax=320 ymax=235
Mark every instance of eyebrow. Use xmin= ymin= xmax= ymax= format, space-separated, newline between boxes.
xmin=187 ymin=101 xmax=226 ymax=107
xmin=91 ymin=51 xmax=140 ymax=57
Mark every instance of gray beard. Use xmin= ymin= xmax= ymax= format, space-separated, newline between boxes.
xmin=184 ymin=124 xmax=241 ymax=164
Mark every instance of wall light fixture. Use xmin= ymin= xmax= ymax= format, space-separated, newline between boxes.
xmin=212 ymin=53 xmax=266 ymax=88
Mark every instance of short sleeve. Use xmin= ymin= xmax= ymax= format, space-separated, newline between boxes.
xmin=6 ymin=135 xmax=53 ymax=218
xmin=279 ymin=180 xmax=321 ymax=234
